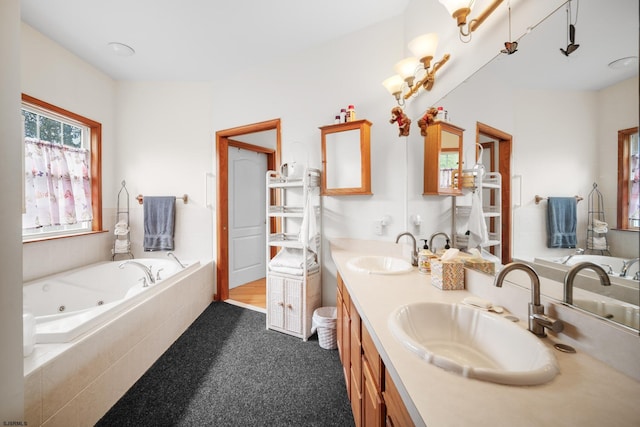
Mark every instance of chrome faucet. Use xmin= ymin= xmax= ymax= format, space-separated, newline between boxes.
xmin=428 ymin=232 xmax=451 ymax=254
xmin=563 ymin=262 xmax=611 ymax=305
xmin=620 ymin=257 xmax=639 ymax=278
xmin=167 ymin=252 xmax=187 ymax=269
xmin=561 ymin=247 xmax=585 ymax=264
xmin=395 ymin=232 xmax=418 ymax=266
xmin=119 ymin=261 xmax=156 ymax=286
xmin=494 ymin=262 xmax=564 ymax=337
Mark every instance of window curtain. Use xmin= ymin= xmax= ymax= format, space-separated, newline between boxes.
xmin=23 ymin=137 xmax=93 ymax=229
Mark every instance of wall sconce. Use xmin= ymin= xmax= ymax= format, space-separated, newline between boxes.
xmin=439 ymin=0 xmax=505 ymax=40
xmin=382 ymin=33 xmax=450 ymax=105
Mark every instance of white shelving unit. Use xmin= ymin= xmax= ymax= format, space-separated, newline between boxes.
xmin=452 ymin=171 xmax=502 ymax=256
xmin=265 ymin=168 xmax=322 ymax=341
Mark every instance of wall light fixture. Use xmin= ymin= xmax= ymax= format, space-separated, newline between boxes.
xmin=382 ymin=33 xmax=450 ymax=105
xmin=439 ymin=0 xmax=505 ymax=41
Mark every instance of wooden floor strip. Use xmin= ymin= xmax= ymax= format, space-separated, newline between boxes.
xmin=228 ymin=277 xmax=266 ymax=310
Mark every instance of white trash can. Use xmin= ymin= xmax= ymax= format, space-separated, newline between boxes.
xmin=312 ymin=307 xmax=337 ymax=350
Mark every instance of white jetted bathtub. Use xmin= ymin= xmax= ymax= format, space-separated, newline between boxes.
xmin=23 ymin=258 xmax=200 ymax=343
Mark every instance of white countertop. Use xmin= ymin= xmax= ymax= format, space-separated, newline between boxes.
xmin=330 ymin=238 xmax=640 ymax=427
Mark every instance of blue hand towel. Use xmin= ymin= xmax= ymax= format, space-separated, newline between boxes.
xmin=546 ymin=197 xmax=577 ymax=248
xmin=143 ymin=196 xmax=176 ymax=251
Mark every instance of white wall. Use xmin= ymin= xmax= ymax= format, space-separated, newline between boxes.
xmin=114 ymin=82 xmax=214 ymax=261
xmin=1 ymin=0 xmax=25 ymax=420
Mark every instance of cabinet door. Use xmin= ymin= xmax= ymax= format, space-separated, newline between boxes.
xmin=267 ymin=276 xmax=285 ymax=330
xmin=362 ymin=359 xmax=384 ymax=427
xmin=284 ymin=278 xmax=302 ymax=334
xmin=383 ymin=370 xmax=415 ymax=427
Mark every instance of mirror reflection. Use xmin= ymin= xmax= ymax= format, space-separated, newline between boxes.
xmin=440 ymin=0 xmax=639 ymax=329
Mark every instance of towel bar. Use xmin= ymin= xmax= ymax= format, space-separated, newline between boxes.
xmin=136 ymin=194 xmax=188 ymax=205
xmin=534 ymin=195 xmax=582 ymax=205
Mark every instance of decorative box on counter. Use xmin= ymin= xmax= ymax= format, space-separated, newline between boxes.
xmin=431 ymin=259 xmax=465 ymax=290
xmin=463 ymin=258 xmax=496 ymax=275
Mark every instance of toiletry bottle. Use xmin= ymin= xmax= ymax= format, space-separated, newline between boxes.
xmin=418 ymin=240 xmax=437 ymax=274
xmin=437 ymin=106 xmax=445 ymax=121
xmin=347 ymin=105 xmax=356 ymax=122
xmin=339 ymin=108 xmax=347 ymax=123
xmin=334 ymin=115 xmax=340 ymax=124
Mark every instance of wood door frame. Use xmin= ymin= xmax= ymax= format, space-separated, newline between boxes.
xmin=215 ymin=119 xmax=281 ymax=301
xmin=476 ymin=122 xmax=512 ymax=264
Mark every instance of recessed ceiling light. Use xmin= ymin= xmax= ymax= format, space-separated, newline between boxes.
xmin=107 ymin=42 xmax=135 ymax=57
xmin=608 ymin=56 xmax=638 ymax=69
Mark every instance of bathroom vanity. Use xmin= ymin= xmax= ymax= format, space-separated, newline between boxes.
xmin=331 ymin=238 xmax=640 ymax=426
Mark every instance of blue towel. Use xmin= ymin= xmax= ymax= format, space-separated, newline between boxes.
xmin=546 ymin=197 xmax=577 ymax=248
xmin=143 ymin=196 xmax=176 ymax=251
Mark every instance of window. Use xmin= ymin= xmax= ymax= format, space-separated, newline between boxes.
xmin=617 ymin=127 xmax=639 ymax=231
xmin=21 ymin=94 xmax=102 ymax=241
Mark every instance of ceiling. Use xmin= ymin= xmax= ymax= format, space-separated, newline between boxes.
xmin=20 ymin=0 xmax=410 ymax=81
xmin=20 ymin=0 xmax=638 ymax=88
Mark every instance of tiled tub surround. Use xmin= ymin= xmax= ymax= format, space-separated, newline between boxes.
xmin=330 ymin=238 xmax=640 ymax=426
xmin=24 ymin=259 xmax=201 ymax=343
xmin=23 ymin=260 xmax=214 ymax=427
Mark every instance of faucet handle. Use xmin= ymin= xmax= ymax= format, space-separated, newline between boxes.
xmin=156 ymin=268 xmax=164 ymax=281
xmin=138 ymin=277 xmax=148 ymax=287
xmin=532 ymin=313 xmax=564 ymax=334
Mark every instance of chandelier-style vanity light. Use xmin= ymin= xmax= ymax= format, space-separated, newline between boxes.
xmin=382 ymin=33 xmax=450 ymax=105
xmin=439 ymin=0 xmax=505 ymax=41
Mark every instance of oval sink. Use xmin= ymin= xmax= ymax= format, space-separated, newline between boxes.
xmin=347 ymin=256 xmax=413 ymax=275
xmin=388 ymin=302 xmax=559 ymax=385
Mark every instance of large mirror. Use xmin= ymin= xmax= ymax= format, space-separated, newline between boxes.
xmin=439 ymin=0 xmax=639 ymax=330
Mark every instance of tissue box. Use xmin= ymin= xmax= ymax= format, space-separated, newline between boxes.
xmin=463 ymin=258 xmax=496 ymax=275
xmin=431 ymin=259 xmax=465 ymax=290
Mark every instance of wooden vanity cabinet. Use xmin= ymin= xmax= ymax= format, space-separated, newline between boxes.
xmin=336 ymin=273 xmax=415 ymax=427
xmin=424 ymin=121 xmax=464 ymax=196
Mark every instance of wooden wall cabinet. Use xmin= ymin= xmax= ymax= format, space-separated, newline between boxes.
xmin=424 ymin=121 xmax=464 ymax=196
xmin=320 ymin=120 xmax=372 ymax=196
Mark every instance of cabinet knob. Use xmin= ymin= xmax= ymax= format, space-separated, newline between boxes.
xmin=277 ymin=301 xmax=284 ymax=306
xmin=286 ymin=303 xmax=293 ymax=309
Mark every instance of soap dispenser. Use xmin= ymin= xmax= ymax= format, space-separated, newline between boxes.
xmin=418 ymin=240 xmax=437 ymax=274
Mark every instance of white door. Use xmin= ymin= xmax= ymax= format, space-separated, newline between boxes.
xmin=228 ymin=147 xmax=267 ymax=288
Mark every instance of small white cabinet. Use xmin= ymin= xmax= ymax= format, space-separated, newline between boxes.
xmin=265 ymin=168 xmax=322 ymax=340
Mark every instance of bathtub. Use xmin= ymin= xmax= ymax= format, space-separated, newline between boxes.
xmin=23 ymin=258 xmax=200 ymax=343
xmin=533 ymin=255 xmax=639 ymax=306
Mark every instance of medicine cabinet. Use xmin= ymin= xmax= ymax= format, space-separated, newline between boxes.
xmin=320 ymin=119 xmax=372 ymax=196
xmin=424 ymin=121 xmax=464 ymax=196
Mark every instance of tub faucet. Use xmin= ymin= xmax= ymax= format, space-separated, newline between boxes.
xmin=620 ymin=258 xmax=639 ymax=278
xmin=428 ymin=232 xmax=451 ymax=254
xmin=494 ymin=262 xmax=564 ymax=337
xmin=119 ymin=261 xmax=156 ymax=286
xmin=563 ymin=262 xmax=611 ymax=305
xmin=561 ymin=247 xmax=585 ymax=264
xmin=167 ymin=252 xmax=187 ymax=269
xmin=395 ymin=232 xmax=418 ymax=266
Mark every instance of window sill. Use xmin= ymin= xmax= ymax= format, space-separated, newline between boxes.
xmin=23 ymin=229 xmax=109 ymax=244
xmin=610 ymin=228 xmax=639 ymax=233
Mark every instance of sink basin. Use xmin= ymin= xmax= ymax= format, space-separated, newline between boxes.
xmin=388 ymin=302 xmax=559 ymax=385
xmin=347 ymin=256 xmax=412 ymax=275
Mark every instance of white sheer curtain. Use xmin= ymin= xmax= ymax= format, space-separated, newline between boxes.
xmin=23 ymin=137 xmax=93 ymax=229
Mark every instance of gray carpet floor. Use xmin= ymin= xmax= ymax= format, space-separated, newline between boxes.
xmin=96 ymin=301 xmax=354 ymax=426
